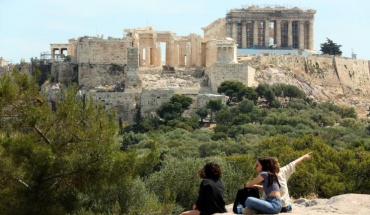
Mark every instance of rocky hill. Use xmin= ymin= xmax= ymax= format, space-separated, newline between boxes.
xmin=217 ymin=194 xmax=370 ymax=215
xmin=240 ymin=54 xmax=370 ymax=119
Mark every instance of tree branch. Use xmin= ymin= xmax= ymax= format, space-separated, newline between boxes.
xmin=33 ymin=125 xmax=51 ymax=144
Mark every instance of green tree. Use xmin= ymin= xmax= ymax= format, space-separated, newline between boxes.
xmin=157 ymin=94 xmax=193 ymax=121
xmin=320 ymin=38 xmax=342 ymax=56
xmin=217 ymin=81 xmax=247 ymax=105
xmin=206 ymin=99 xmax=224 ymax=123
xmin=284 ymin=84 xmax=305 ymax=100
xmin=244 ymin=87 xmax=259 ymax=104
xmin=196 ymin=106 xmax=208 ymax=123
xmin=170 ymin=94 xmax=193 ymax=111
xmin=215 ymin=106 xmax=232 ymax=125
xmin=255 ymin=83 xmax=270 ymax=98
xmin=0 ymin=70 xmax=146 ymax=214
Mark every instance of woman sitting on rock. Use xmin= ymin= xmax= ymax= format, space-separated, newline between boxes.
xmin=181 ymin=162 xmax=227 ymax=215
xmin=243 ymin=157 xmax=282 ymax=214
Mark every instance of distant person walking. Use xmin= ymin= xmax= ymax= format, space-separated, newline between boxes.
xmin=181 ymin=162 xmax=227 ymax=215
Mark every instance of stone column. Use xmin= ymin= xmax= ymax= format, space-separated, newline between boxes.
xmin=173 ymin=44 xmax=179 ymax=67
xmin=156 ymin=42 xmax=161 ymax=66
xmin=299 ymin=21 xmax=305 ymax=49
xmin=275 ymin=20 xmax=281 ymax=48
xmin=309 ymin=20 xmax=314 ymax=50
xmin=166 ymin=41 xmax=171 ymax=66
xmin=167 ymin=37 xmax=175 ymax=67
xmin=139 ymin=48 xmax=143 ymax=66
xmin=232 ymin=21 xmax=238 ymax=44
xmin=287 ymin=20 xmax=292 ymax=48
xmin=264 ymin=20 xmax=270 ymax=47
xmin=253 ymin=20 xmax=259 ymax=47
xmin=185 ymin=42 xmax=191 ymax=67
xmin=145 ymin=47 xmax=150 ymax=66
xmin=152 ymin=33 xmax=159 ymax=66
xmin=241 ymin=20 xmax=247 ymax=48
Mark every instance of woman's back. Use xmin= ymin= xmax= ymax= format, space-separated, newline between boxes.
xmin=196 ymin=179 xmax=227 ymax=215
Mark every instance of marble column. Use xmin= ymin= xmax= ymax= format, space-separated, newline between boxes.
xmin=139 ymin=48 xmax=143 ymax=66
xmin=242 ymin=20 xmax=247 ymax=48
xmin=264 ymin=20 xmax=270 ymax=47
xmin=232 ymin=22 xmax=238 ymax=45
xmin=299 ymin=21 xmax=305 ymax=49
xmin=253 ymin=20 xmax=259 ymax=46
xmin=275 ymin=20 xmax=281 ymax=48
xmin=287 ymin=20 xmax=292 ymax=48
xmin=156 ymin=42 xmax=161 ymax=66
xmin=166 ymin=38 xmax=174 ymax=66
xmin=145 ymin=47 xmax=150 ymax=66
xmin=309 ymin=20 xmax=314 ymax=50
xmin=185 ymin=42 xmax=191 ymax=67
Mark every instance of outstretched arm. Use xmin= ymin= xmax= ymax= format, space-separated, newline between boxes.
xmin=293 ymin=152 xmax=312 ymax=166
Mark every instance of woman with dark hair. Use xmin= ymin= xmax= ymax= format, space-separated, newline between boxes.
xmin=181 ymin=162 xmax=227 ymax=215
xmin=243 ymin=157 xmax=282 ymax=214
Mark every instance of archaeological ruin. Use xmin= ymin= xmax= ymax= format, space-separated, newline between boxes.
xmin=30 ymin=5 xmax=370 ymax=120
xmin=203 ymin=5 xmax=316 ymax=50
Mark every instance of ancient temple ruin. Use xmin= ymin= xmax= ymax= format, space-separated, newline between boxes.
xmin=49 ymin=26 xmax=237 ymax=69
xmin=203 ymin=5 xmax=316 ymax=50
xmin=43 ymin=5 xmax=320 ymax=121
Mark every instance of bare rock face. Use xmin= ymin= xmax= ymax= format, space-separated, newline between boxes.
xmin=218 ymin=194 xmax=370 ymax=215
xmin=247 ymin=55 xmax=370 ymax=119
xmin=290 ymin=194 xmax=370 ymax=215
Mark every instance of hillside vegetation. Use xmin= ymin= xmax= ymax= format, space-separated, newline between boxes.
xmin=1 ymin=65 xmax=370 ymax=215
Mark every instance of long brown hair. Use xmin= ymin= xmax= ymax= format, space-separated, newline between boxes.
xmin=258 ymin=157 xmax=280 ymax=187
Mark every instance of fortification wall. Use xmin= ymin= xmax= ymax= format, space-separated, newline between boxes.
xmin=51 ymin=62 xmax=76 ymax=83
xmin=305 ymin=55 xmax=342 ymax=90
xmin=255 ymin=54 xmax=348 ymax=94
xmin=258 ymin=54 xmax=307 ymax=72
xmin=206 ymin=63 xmax=256 ymax=92
xmin=197 ymin=94 xmax=226 ymax=108
xmin=77 ymin=37 xmax=132 ymax=64
xmin=88 ymin=91 xmax=139 ymax=121
xmin=78 ymin=63 xmax=127 ymax=87
xmin=140 ymin=88 xmax=175 ymax=116
xmin=261 ymin=55 xmax=370 ymax=96
xmin=334 ymin=58 xmax=370 ymax=96
xmin=139 ymin=87 xmax=212 ymax=117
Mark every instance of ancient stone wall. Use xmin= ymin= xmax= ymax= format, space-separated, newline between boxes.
xmin=256 ymin=54 xmax=370 ymax=96
xmin=51 ymin=62 xmax=76 ymax=83
xmin=202 ymin=18 xmax=226 ymax=39
xmin=334 ymin=58 xmax=370 ymax=96
xmin=88 ymin=91 xmax=140 ymax=121
xmin=78 ymin=63 xmax=127 ymax=87
xmin=206 ymin=63 xmax=256 ymax=92
xmin=140 ymin=88 xmax=175 ymax=116
xmin=197 ymin=94 xmax=227 ymax=108
xmin=255 ymin=54 xmax=307 ymax=72
xmin=77 ymin=37 xmax=132 ymax=64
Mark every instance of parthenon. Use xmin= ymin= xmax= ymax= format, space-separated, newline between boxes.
xmin=228 ymin=5 xmax=316 ymax=50
xmin=203 ymin=5 xmax=316 ymax=50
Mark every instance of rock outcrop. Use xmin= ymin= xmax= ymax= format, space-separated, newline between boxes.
xmin=241 ymin=54 xmax=370 ymax=119
xmin=217 ymin=194 xmax=370 ymax=215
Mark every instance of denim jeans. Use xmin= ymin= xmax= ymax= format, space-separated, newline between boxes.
xmin=245 ymin=196 xmax=282 ymax=214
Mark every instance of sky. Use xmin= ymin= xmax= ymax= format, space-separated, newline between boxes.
xmin=1 ymin=0 xmax=369 ymax=63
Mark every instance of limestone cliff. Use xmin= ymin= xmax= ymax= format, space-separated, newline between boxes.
xmin=239 ymin=54 xmax=370 ymax=119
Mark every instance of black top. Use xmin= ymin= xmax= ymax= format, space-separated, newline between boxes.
xmin=195 ymin=178 xmax=227 ymax=215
